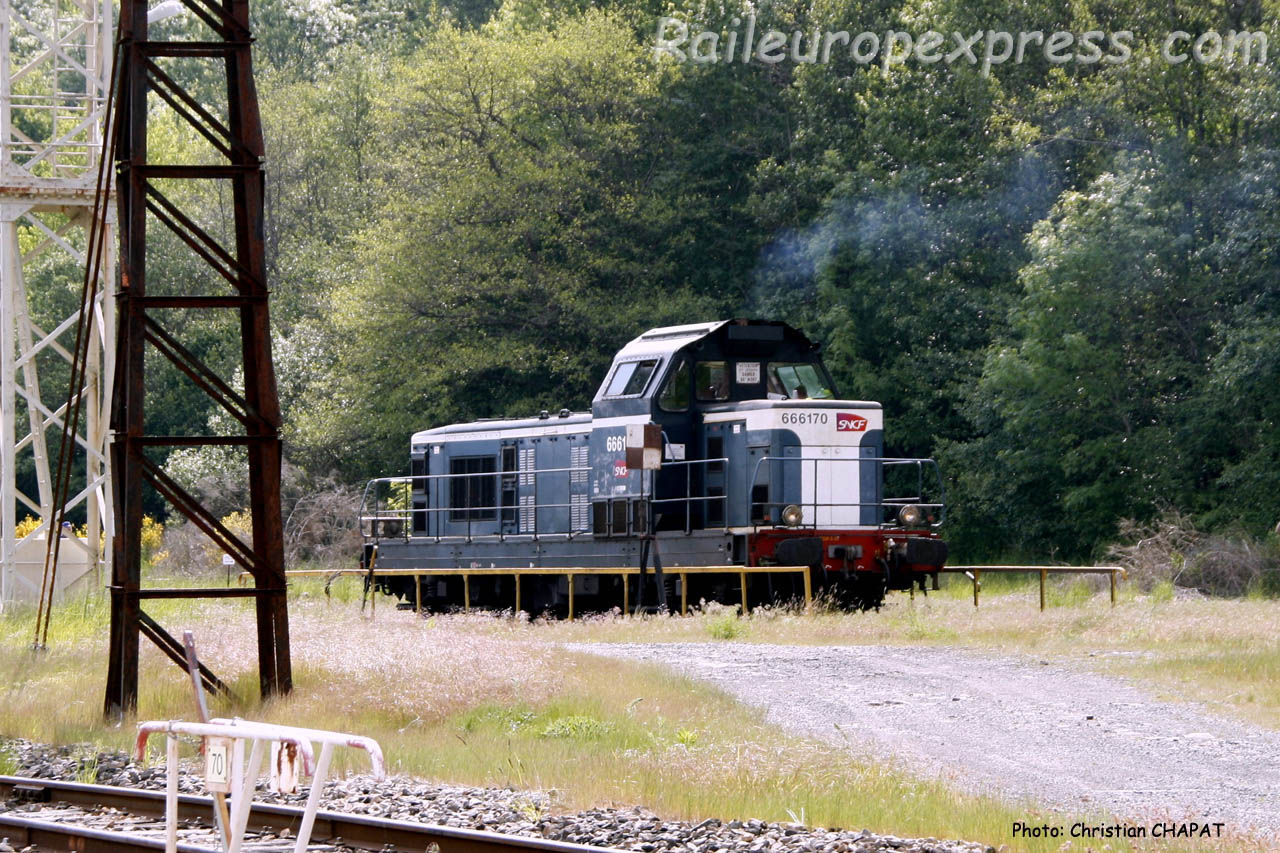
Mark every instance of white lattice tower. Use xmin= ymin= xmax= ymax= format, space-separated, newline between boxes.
xmin=0 ymin=0 xmax=114 ymax=606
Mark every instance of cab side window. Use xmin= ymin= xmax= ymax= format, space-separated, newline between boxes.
xmin=767 ymin=362 xmax=835 ymax=399
xmin=695 ymin=361 xmax=729 ymax=401
xmin=658 ymin=360 xmax=691 ymax=411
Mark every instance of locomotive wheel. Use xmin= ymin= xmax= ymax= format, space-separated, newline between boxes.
xmin=837 ymin=573 xmax=886 ymax=611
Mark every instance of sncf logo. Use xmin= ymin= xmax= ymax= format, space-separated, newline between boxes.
xmin=836 ymin=413 xmax=867 ymax=432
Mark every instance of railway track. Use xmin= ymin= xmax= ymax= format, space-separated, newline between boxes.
xmin=0 ymin=776 xmax=613 ymax=853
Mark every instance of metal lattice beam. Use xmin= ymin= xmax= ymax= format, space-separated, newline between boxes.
xmin=0 ymin=0 xmax=114 ymax=608
xmin=103 ymin=0 xmax=290 ymax=715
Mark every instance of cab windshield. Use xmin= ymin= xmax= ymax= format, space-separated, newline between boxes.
xmin=604 ymin=359 xmax=658 ymax=397
xmin=767 ymin=363 xmax=835 ymax=400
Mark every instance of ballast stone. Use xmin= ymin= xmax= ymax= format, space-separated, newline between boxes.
xmin=4 ymin=739 xmax=992 ymax=853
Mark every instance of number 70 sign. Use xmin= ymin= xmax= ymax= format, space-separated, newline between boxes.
xmin=204 ymin=736 xmax=231 ymax=793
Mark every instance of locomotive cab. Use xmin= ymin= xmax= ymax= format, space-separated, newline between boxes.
xmin=591 ymin=321 xmax=849 ymax=532
xmin=581 ymin=320 xmax=946 ymax=607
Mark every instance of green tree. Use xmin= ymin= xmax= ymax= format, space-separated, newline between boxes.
xmin=298 ymin=12 xmax=725 ymax=475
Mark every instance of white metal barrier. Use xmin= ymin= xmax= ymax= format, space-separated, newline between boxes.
xmin=135 ymin=718 xmax=385 ymax=853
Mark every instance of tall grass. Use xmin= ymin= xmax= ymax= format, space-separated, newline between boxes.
xmin=1 ymin=584 xmax=1272 ymax=852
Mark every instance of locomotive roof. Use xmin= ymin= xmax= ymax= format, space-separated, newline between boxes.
xmin=611 ymin=319 xmax=818 ymax=362
xmin=610 ymin=320 xmax=731 ymax=359
xmin=412 ymin=320 xmax=826 ymax=443
xmin=592 ymin=319 xmax=824 ymax=416
xmin=413 ymin=411 xmax=592 ymax=443
xmin=701 ymin=398 xmax=881 ymax=412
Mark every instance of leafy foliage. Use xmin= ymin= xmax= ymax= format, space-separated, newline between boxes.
xmin=104 ymin=0 xmax=1280 ymax=565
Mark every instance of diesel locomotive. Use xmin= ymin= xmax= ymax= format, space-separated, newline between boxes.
xmin=359 ymin=319 xmax=948 ymax=613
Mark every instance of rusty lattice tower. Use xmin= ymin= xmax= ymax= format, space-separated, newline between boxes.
xmin=104 ymin=0 xmax=290 ymax=715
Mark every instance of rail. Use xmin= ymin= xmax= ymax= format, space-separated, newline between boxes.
xmin=0 ymin=775 xmax=616 ymax=853
xmin=939 ymin=565 xmax=1128 ymax=610
xmin=0 ymin=812 xmax=214 ymax=852
xmin=746 ymin=455 xmax=946 ymax=529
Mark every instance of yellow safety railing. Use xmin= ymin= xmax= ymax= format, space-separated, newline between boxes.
xmin=249 ymin=563 xmax=1126 ymax=616
xmin=248 ymin=564 xmax=812 ymax=620
xmin=938 ymin=565 xmax=1127 ymax=609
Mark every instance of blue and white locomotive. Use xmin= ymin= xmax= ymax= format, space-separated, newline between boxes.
xmin=360 ymin=319 xmax=948 ymax=613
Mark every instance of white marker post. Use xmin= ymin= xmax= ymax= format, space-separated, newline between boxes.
xmin=137 ymin=718 xmax=385 ymax=853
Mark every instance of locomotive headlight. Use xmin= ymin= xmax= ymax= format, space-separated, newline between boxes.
xmin=782 ymin=504 xmax=804 ymax=527
xmin=897 ymin=504 xmax=924 ymax=527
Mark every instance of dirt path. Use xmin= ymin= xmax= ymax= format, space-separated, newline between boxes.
xmin=571 ymin=642 xmax=1280 ymax=842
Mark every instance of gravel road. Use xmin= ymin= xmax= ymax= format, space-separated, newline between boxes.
xmin=571 ymin=642 xmax=1280 ymax=842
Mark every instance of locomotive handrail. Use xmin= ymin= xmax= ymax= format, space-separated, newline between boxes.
xmin=359 ymin=466 xmax=591 ymax=543
xmin=746 ymin=454 xmax=946 ymax=529
xmin=649 ymin=456 xmax=730 ymax=534
xmin=361 ymin=453 xmax=946 ymax=545
xmin=360 ymin=460 xmax=738 ymax=543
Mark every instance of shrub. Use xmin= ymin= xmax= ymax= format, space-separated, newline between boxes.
xmin=539 ymin=715 xmax=613 ymax=740
xmin=674 ymin=727 xmax=699 ymax=747
xmin=149 ymin=512 xmax=250 ymax=576
xmin=151 ymin=520 xmax=216 ymax=575
xmin=1106 ymin=512 xmax=1280 ymax=597
xmin=140 ymin=515 xmax=164 ymax=561
xmin=706 ymin=610 xmax=747 ymax=640
xmin=152 ymin=484 xmax=362 ymax=575
xmin=283 ymin=482 xmax=362 ymax=570
xmin=1150 ymin=579 xmax=1175 ymax=603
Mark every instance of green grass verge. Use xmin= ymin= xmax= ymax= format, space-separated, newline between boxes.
xmin=0 ymin=581 xmax=1271 ymax=852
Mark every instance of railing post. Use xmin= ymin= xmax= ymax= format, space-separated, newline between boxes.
xmin=568 ymin=573 xmax=574 ymax=621
xmin=515 ymin=574 xmax=521 ymax=615
xmin=685 ymin=463 xmax=692 ymax=534
xmin=740 ymin=570 xmax=748 ymax=615
xmin=165 ymin=734 xmax=178 ymax=853
xmin=810 ymin=458 xmax=816 ymax=526
xmin=463 ymin=574 xmax=470 ymax=612
xmin=1040 ymin=569 xmax=1046 ymax=611
xmin=680 ymin=571 xmax=687 ymax=615
xmin=803 ymin=568 xmax=812 ymax=612
xmin=229 ymin=738 xmax=266 ymax=853
xmin=622 ymin=572 xmax=629 ymax=616
xmin=293 ymin=741 xmax=334 ymax=853
xmin=414 ymin=574 xmax=421 ymax=614
xmin=226 ymin=736 xmax=246 ymax=853
xmin=1110 ymin=570 xmax=1117 ymax=606
xmin=973 ymin=569 xmax=980 ymax=607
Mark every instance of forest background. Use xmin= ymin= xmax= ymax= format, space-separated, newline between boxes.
xmin=21 ymin=0 xmax=1280 ymax=567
